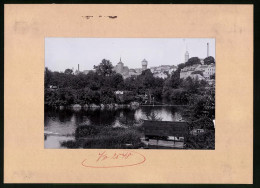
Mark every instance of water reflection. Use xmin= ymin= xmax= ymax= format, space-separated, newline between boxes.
xmin=44 ymin=106 xmax=184 ymax=148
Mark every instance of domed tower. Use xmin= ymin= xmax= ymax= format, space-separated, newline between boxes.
xmin=185 ymin=51 xmax=189 ymax=63
xmin=142 ymin=59 xmax=148 ymax=71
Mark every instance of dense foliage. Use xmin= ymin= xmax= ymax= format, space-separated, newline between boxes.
xmin=45 ymin=58 xmax=215 ymax=120
xmin=46 ymin=57 xmax=216 ymax=150
xmin=45 ymin=59 xmax=164 ymax=107
xmin=61 ymin=126 xmax=144 ymax=149
xmin=204 ymin=56 xmax=215 ymax=65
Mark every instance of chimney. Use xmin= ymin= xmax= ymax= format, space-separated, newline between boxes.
xmin=207 ymin=43 xmax=209 ymax=57
xmin=78 ymin=64 xmax=79 ymax=71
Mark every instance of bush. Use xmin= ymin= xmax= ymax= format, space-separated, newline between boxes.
xmin=61 ymin=126 xmax=144 ymax=149
xmin=185 ymin=130 xmax=215 ymax=149
xmin=75 ymin=125 xmax=100 ymax=139
xmin=170 ymin=88 xmax=189 ymax=105
xmin=60 ymin=140 xmax=81 ymax=148
xmin=100 ymin=87 xmax=115 ymax=104
xmin=82 ymin=128 xmax=143 ymax=149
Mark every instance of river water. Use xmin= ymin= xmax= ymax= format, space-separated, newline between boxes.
xmin=44 ymin=106 xmax=185 ymax=149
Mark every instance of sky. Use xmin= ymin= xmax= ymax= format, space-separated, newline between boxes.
xmin=45 ymin=38 xmax=215 ymax=72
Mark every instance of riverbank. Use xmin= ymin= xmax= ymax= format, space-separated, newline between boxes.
xmin=44 ymin=104 xmax=214 ymax=149
xmin=47 ymin=102 xmax=191 ymax=112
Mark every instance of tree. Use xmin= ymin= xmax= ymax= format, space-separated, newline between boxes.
xmin=185 ymin=57 xmax=201 ymax=67
xmin=100 ymin=87 xmax=115 ymax=104
xmin=204 ymin=56 xmax=215 ymax=65
xmin=94 ymin=59 xmax=114 ymax=77
xmin=210 ymin=73 xmax=215 ymax=79
xmin=106 ymin=73 xmax=124 ymax=89
xmin=124 ymin=77 xmax=138 ymax=92
xmin=44 ymin=67 xmax=52 ymax=88
xmin=169 ymin=88 xmax=189 ymax=105
xmin=182 ymin=77 xmax=200 ymax=94
xmin=140 ymin=69 xmax=154 ymax=89
xmin=171 ymin=63 xmax=185 ymax=81
xmin=177 ymin=63 xmax=185 ymax=71
xmin=64 ymin=69 xmax=73 ymax=75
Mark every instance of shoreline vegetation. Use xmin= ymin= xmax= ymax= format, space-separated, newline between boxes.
xmin=45 ymin=58 xmax=215 ymax=149
xmin=56 ymin=103 xmax=190 ymax=112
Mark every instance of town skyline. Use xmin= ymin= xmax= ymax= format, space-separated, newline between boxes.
xmin=45 ymin=38 xmax=215 ymax=72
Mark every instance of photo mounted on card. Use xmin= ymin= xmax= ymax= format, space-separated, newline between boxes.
xmin=44 ymin=38 xmax=215 ymax=150
xmin=4 ymin=4 xmax=253 ymax=183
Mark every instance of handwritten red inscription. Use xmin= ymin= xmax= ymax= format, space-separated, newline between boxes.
xmin=81 ymin=150 xmax=146 ymax=168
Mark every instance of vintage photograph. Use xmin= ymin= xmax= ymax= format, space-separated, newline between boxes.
xmin=44 ymin=38 xmax=215 ymax=149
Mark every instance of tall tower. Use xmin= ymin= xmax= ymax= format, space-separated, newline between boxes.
xmin=185 ymin=51 xmax=189 ymax=63
xmin=207 ymin=43 xmax=209 ymax=57
xmin=117 ymin=57 xmax=124 ymax=73
xmin=142 ymin=59 xmax=148 ymax=71
xmin=184 ymin=44 xmax=189 ymax=62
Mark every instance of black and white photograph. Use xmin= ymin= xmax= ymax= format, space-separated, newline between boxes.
xmin=44 ymin=38 xmax=215 ymax=149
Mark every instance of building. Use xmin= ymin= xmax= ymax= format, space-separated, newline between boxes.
xmin=202 ymin=64 xmax=215 ymax=79
xmin=180 ymin=64 xmax=215 ymax=80
xmin=180 ymin=64 xmax=200 ymax=79
xmin=170 ymin=66 xmax=177 ymax=73
xmin=195 ymin=64 xmax=215 ymax=79
xmin=74 ymin=64 xmax=80 ymax=75
xmin=113 ymin=58 xmax=130 ymax=78
xmin=82 ymin=69 xmax=96 ymax=75
xmin=114 ymin=58 xmax=124 ymax=73
xmin=189 ymin=73 xmax=205 ymax=80
xmin=199 ymin=58 xmax=204 ymax=64
xmin=153 ymin=72 xmax=168 ymax=79
xmin=143 ymin=120 xmax=189 ymax=148
xmin=150 ymin=65 xmax=177 ymax=78
xmin=134 ymin=68 xmax=143 ymax=75
xmin=114 ymin=90 xmax=124 ymax=95
xmin=185 ymin=51 xmax=189 ymax=63
xmin=180 ymin=42 xmax=215 ymax=80
xmin=150 ymin=66 xmax=156 ymax=73
xmin=129 ymin=69 xmax=140 ymax=77
xmin=142 ymin=59 xmax=148 ymax=71
xmin=112 ymin=58 xmax=150 ymax=78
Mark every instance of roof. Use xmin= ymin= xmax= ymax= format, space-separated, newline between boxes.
xmin=143 ymin=120 xmax=189 ymax=137
xmin=199 ymin=65 xmax=208 ymax=68
xmin=129 ymin=69 xmax=136 ymax=72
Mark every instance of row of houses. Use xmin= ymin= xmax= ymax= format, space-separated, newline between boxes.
xmin=180 ymin=63 xmax=215 ymax=80
xmin=150 ymin=65 xmax=177 ymax=79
